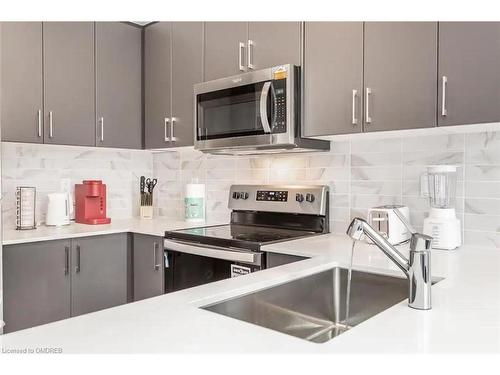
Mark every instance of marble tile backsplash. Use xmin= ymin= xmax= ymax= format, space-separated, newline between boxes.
xmin=1 ymin=142 xmax=152 ymax=227
xmin=153 ymin=128 xmax=500 ymax=249
xmin=2 ymin=126 xmax=499 ymax=249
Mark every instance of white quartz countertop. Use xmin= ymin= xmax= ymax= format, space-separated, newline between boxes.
xmin=1 ymin=232 xmax=499 ymax=353
xmin=2 ymin=218 xmax=226 ymax=245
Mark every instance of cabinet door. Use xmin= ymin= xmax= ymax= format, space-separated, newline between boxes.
xmin=438 ymin=22 xmax=500 ymax=126
xmin=267 ymin=252 xmax=307 ymax=268
xmin=1 ymin=22 xmax=43 ymax=143
xmin=170 ymin=22 xmax=203 ymax=148
xmin=144 ymin=22 xmax=172 ymax=149
xmin=204 ymin=22 xmax=248 ymax=81
xmin=363 ymin=22 xmax=438 ymax=131
xmin=96 ymin=22 xmax=142 ymax=149
xmin=303 ymin=22 xmax=364 ymax=136
xmin=43 ymin=22 xmax=95 ymax=146
xmin=3 ymin=240 xmax=71 ymax=333
xmin=133 ymin=234 xmax=164 ymax=301
xmin=247 ymin=22 xmax=301 ymax=70
xmin=71 ymin=234 xmax=128 ymax=316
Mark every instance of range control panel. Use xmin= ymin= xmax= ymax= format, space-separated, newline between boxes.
xmin=228 ymin=184 xmax=329 ymax=216
xmin=256 ymin=190 xmax=288 ymax=202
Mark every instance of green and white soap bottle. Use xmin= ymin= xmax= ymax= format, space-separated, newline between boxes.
xmin=184 ymin=179 xmax=206 ymax=223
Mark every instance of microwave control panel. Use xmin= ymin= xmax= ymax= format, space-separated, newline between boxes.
xmin=272 ymin=79 xmax=287 ymax=134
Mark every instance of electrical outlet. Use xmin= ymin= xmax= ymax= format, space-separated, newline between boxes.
xmin=60 ymin=178 xmax=71 ymax=194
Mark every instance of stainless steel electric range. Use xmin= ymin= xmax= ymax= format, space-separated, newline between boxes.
xmin=163 ymin=184 xmax=329 ymax=293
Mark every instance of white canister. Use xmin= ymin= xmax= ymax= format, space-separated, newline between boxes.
xmin=184 ymin=182 xmax=205 ymax=222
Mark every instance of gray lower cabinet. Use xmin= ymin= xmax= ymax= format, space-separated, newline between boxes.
xmin=267 ymin=253 xmax=307 ymax=268
xmin=133 ymin=234 xmax=164 ymax=301
xmin=438 ymin=22 xmax=500 ymax=126
xmin=144 ymin=22 xmax=172 ymax=149
xmin=247 ymin=22 xmax=301 ymax=70
xmin=363 ymin=22 xmax=438 ymax=132
xmin=303 ymin=22 xmax=364 ymax=136
xmin=43 ymin=22 xmax=95 ymax=146
xmin=1 ymin=22 xmax=44 ymax=143
xmin=71 ymin=234 xmax=128 ymax=317
xmin=3 ymin=233 xmax=130 ymax=333
xmin=3 ymin=240 xmax=71 ymax=333
xmin=204 ymin=22 xmax=248 ymax=81
xmin=95 ymin=22 xmax=142 ymax=149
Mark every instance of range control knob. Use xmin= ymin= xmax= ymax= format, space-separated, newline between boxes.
xmin=240 ymin=192 xmax=249 ymax=200
xmin=232 ymin=192 xmax=240 ymax=200
xmin=306 ymin=193 xmax=315 ymax=203
xmin=295 ymin=193 xmax=304 ymax=203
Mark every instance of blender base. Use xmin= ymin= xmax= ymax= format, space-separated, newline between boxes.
xmin=423 ymin=208 xmax=461 ymax=250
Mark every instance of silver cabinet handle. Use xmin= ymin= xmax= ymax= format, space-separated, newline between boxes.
xmin=75 ymin=244 xmax=81 ymax=273
xmin=352 ymin=90 xmax=358 ymax=125
xmin=170 ymin=117 xmax=177 ymax=142
xmin=99 ymin=117 xmax=104 ymax=142
xmin=164 ymin=117 xmax=170 ymax=142
xmin=49 ymin=111 xmax=54 ymax=138
xmin=153 ymin=242 xmax=160 ymax=271
xmin=37 ymin=110 xmax=42 ymax=137
xmin=441 ymin=76 xmax=448 ymax=117
xmin=247 ymin=40 xmax=255 ymax=70
xmin=64 ymin=245 xmax=70 ymax=275
xmin=238 ymin=42 xmax=245 ymax=72
xmin=365 ymin=87 xmax=372 ymax=124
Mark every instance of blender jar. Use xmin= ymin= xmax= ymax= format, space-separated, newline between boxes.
xmin=427 ymin=165 xmax=458 ymax=209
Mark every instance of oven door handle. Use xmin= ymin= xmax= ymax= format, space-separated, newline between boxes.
xmin=259 ymin=82 xmax=272 ymax=134
xmin=164 ymin=239 xmax=260 ymax=265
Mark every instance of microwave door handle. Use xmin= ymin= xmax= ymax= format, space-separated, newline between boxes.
xmin=259 ymin=82 xmax=272 ymax=134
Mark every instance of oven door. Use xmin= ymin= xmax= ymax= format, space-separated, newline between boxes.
xmin=164 ymin=239 xmax=264 ymax=293
xmin=194 ymin=65 xmax=295 ymax=152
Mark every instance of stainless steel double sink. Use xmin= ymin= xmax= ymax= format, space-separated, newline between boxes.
xmin=202 ymin=267 xmax=430 ymax=343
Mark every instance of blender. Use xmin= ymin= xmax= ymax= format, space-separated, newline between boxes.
xmin=423 ymin=165 xmax=461 ymax=250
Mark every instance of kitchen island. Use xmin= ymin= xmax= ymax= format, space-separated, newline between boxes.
xmin=1 ymin=231 xmax=499 ymax=353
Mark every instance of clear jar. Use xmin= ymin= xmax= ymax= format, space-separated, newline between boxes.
xmin=427 ymin=165 xmax=458 ymax=209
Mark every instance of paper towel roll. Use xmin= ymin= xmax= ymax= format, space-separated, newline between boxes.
xmin=185 ymin=183 xmax=206 ymax=222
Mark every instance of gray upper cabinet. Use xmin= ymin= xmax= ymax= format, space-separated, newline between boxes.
xmin=133 ymin=234 xmax=164 ymax=301
xmin=145 ymin=22 xmax=172 ymax=149
xmin=363 ymin=22 xmax=438 ymax=132
xmin=71 ymin=234 xmax=128 ymax=317
xmin=43 ymin=22 xmax=95 ymax=146
xmin=303 ymin=22 xmax=364 ymax=136
xmin=1 ymin=22 xmax=43 ymax=143
xmin=96 ymin=22 xmax=142 ymax=149
xmin=438 ymin=22 xmax=500 ymax=126
xmin=204 ymin=22 xmax=248 ymax=81
xmin=145 ymin=22 xmax=203 ymax=149
xmin=170 ymin=22 xmax=203 ymax=147
xmin=247 ymin=22 xmax=301 ymax=70
xmin=3 ymin=240 xmax=71 ymax=333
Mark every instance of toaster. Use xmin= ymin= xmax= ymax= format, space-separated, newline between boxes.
xmin=367 ymin=205 xmax=411 ymax=245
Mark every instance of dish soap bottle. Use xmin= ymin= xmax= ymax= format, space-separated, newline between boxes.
xmin=184 ymin=179 xmax=205 ymax=223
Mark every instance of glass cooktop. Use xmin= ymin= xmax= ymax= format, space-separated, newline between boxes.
xmin=166 ymin=224 xmax=317 ymax=249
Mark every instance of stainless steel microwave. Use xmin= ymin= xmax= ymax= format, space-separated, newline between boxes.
xmin=193 ymin=64 xmax=330 ymax=155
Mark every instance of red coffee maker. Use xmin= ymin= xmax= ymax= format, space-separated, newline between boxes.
xmin=75 ymin=180 xmax=111 ymax=225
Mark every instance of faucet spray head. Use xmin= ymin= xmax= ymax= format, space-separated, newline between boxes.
xmin=346 ymin=218 xmax=366 ymax=241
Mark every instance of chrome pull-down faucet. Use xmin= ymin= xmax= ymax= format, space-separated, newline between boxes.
xmin=346 ymin=209 xmax=433 ymax=310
